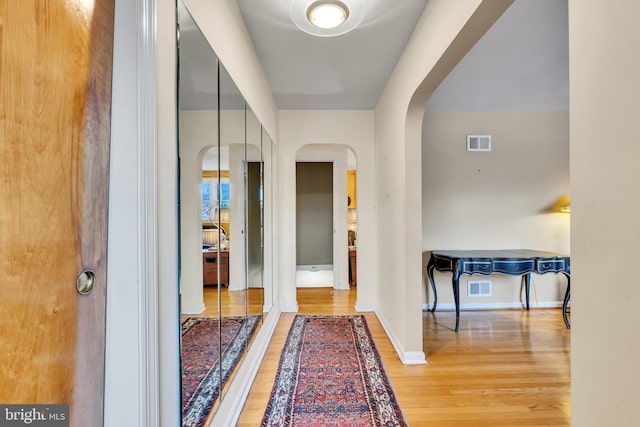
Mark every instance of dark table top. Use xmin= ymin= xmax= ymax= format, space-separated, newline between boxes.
xmin=431 ymin=249 xmax=569 ymax=259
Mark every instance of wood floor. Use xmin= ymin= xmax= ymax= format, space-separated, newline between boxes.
xmin=236 ymin=287 xmax=570 ymax=426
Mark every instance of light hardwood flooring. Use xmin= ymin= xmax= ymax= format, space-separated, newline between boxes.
xmin=181 ymin=286 xmax=265 ymax=420
xmin=181 ymin=286 xmax=265 ymax=320
xmin=236 ymin=287 xmax=570 ymax=426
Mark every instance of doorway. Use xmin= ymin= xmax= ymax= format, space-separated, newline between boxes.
xmin=296 ymin=162 xmax=334 ymax=286
xmin=293 ymin=145 xmax=357 ymax=291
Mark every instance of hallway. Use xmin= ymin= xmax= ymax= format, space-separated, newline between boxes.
xmin=236 ymin=287 xmax=570 ymax=426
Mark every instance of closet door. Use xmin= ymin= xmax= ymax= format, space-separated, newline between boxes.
xmin=0 ymin=1 xmax=114 ymax=424
xmin=177 ymin=0 xmax=225 ymax=416
xmin=218 ymin=63 xmax=247 ymax=399
xmin=246 ymin=108 xmax=264 ymax=317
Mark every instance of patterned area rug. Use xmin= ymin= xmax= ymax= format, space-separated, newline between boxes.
xmin=182 ymin=315 xmax=260 ymax=427
xmin=262 ymin=315 xmax=407 ymax=426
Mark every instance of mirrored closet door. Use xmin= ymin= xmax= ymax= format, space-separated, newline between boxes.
xmin=177 ymin=1 xmax=273 ymax=424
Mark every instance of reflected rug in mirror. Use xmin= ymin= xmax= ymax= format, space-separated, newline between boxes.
xmin=182 ymin=315 xmax=260 ymax=427
xmin=262 ymin=315 xmax=407 ymax=426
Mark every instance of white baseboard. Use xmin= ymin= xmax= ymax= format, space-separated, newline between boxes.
xmin=422 ymin=301 xmax=564 ymax=311
xmin=181 ymin=303 xmax=205 ymax=315
xmin=374 ymin=309 xmax=427 ymax=365
xmin=403 ymin=351 xmax=428 ymax=364
xmin=355 ymin=302 xmax=376 ymax=312
xmin=280 ymin=304 xmax=299 ymax=313
xmin=210 ymin=307 xmax=281 ymax=427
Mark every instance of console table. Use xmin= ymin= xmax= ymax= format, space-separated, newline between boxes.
xmin=426 ymin=250 xmax=570 ymax=332
xmin=203 ymin=250 xmax=229 ymax=287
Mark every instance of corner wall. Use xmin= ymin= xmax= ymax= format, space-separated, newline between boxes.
xmin=374 ymin=0 xmax=514 ymax=363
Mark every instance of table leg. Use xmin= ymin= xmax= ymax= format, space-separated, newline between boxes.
xmin=427 ymin=260 xmax=438 ymax=312
xmin=524 ymin=273 xmax=531 ymax=310
xmin=452 ymin=271 xmax=460 ymax=332
xmin=562 ymin=273 xmax=570 ymax=329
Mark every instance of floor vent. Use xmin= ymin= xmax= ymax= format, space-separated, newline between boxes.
xmin=468 ymin=280 xmax=492 ymax=297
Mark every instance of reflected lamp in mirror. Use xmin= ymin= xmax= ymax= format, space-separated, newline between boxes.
xmin=208 ymin=206 xmax=230 ymax=225
xmin=204 ymin=207 xmax=230 ymax=248
xmin=202 ymin=225 xmax=227 ymax=248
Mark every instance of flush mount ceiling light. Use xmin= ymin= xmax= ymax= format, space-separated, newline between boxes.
xmin=291 ymin=0 xmax=365 ymax=37
xmin=308 ymin=2 xmax=348 ymax=29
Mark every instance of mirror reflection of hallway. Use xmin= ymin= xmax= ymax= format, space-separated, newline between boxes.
xmin=177 ymin=2 xmax=273 ymax=421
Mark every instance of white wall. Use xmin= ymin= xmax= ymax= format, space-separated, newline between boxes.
xmin=105 ymin=0 xmax=145 ymax=424
xmin=422 ymin=111 xmax=570 ymax=309
xmin=182 ymin=0 xmax=278 ymax=138
xmin=569 ymin=1 xmax=640 ymax=425
xmin=278 ymin=110 xmax=376 ymax=311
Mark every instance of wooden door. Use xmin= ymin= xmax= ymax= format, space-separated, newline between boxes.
xmin=0 ymin=1 xmax=114 ymax=425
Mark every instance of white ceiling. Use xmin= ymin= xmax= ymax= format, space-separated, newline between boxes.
xmin=179 ymin=0 xmax=568 ymax=112
xmin=236 ymin=0 xmax=568 ymax=111
xmin=237 ymin=0 xmax=430 ymax=109
xmin=427 ymin=0 xmax=568 ymax=111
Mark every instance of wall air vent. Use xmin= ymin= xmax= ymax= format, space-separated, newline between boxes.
xmin=467 ymin=135 xmax=492 ymax=152
xmin=468 ymin=280 xmax=492 ymax=297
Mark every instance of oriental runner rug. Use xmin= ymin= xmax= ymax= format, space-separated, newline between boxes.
xmin=262 ymin=315 xmax=408 ymax=426
xmin=181 ymin=315 xmax=260 ymax=427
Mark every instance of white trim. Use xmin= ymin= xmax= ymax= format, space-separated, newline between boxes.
xmin=280 ymin=304 xmax=300 ymax=312
xmin=422 ymin=301 xmax=564 ymax=311
xmin=181 ymin=304 xmax=206 ymax=315
xmin=374 ymin=309 xmax=426 ymax=365
xmin=403 ymin=351 xmax=429 ymax=364
xmin=210 ymin=308 xmax=282 ymax=427
xmin=138 ymin=0 xmax=158 ymax=425
xmin=334 ymin=282 xmax=350 ymax=290
xmin=355 ymin=302 xmax=376 ymax=312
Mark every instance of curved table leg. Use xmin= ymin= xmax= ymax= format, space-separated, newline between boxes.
xmin=562 ymin=273 xmax=570 ymax=329
xmin=452 ymin=271 xmax=461 ymax=332
xmin=427 ymin=260 xmax=438 ymax=312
